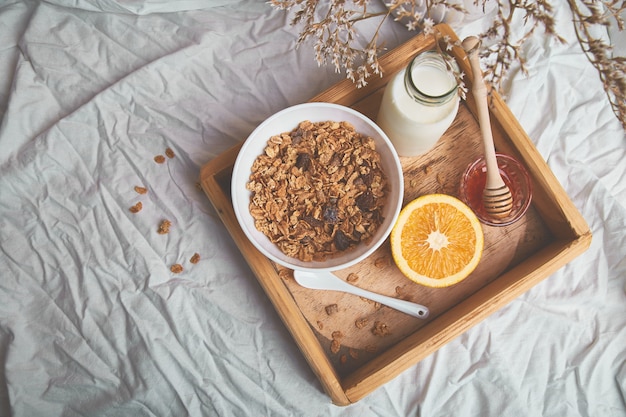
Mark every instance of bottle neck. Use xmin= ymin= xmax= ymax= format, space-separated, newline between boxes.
xmin=404 ymin=50 xmax=459 ymax=107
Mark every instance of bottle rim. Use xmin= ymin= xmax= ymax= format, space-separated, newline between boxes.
xmin=404 ymin=50 xmax=460 ymax=106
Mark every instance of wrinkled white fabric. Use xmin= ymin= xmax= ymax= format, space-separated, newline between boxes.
xmin=0 ymin=1 xmax=624 ymax=416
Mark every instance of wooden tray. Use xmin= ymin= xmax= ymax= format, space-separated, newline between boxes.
xmin=199 ymin=24 xmax=591 ymax=405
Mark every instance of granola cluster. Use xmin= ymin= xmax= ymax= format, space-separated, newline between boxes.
xmin=247 ymin=120 xmax=388 ymax=262
xmin=126 ymin=145 xmax=203 ymax=275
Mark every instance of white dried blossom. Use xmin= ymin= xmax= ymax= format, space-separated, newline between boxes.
xmin=422 ymin=18 xmax=435 ymax=35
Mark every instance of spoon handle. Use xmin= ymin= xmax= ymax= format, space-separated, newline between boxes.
xmin=337 ymin=280 xmax=430 ymax=319
xmin=295 ymin=271 xmax=429 ymax=319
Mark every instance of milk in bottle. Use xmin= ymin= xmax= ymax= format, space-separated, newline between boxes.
xmin=377 ymin=50 xmax=460 ymax=157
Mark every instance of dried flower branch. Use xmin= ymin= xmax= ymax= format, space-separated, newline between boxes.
xmin=566 ymin=0 xmax=626 ymax=129
xmin=269 ymin=0 xmax=389 ymax=87
xmin=269 ymin=0 xmax=626 ymax=129
xmin=476 ymin=0 xmax=565 ymax=91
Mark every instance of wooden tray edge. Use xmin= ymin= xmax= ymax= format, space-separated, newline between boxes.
xmin=197 ymin=23 xmax=592 ymax=406
xmin=341 ymin=232 xmax=592 ymax=401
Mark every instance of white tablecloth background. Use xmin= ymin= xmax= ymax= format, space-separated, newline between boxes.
xmin=0 ymin=1 xmax=624 ymax=415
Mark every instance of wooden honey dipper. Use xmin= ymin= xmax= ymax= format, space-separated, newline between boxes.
xmin=462 ymin=36 xmax=513 ymax=219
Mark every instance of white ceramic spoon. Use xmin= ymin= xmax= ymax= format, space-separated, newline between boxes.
xmin=293 ymin=270 xmax=430 ymax=319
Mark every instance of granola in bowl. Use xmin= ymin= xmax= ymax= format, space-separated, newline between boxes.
xmin=232 ymin=103 xmax=403 ymax=272
xmin=247 ymin=120 xmax=388 ymax=262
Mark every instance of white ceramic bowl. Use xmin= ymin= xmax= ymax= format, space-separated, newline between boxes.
xmin=232 ymin=102 xmax=404 ymax=272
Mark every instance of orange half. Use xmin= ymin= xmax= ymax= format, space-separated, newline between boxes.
xmin=391 ymin=194 xmax=484 ymax=287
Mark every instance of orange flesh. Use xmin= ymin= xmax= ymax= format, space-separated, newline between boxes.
xmin=400 ymin=202 xmax=477 ymax=279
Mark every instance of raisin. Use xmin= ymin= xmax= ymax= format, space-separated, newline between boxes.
xmin=360 ymin=171 xmax=373 ymax=186
xmin=334 ymin=230 xmax=351 ymax=251
xmin=323 ymin=205 xmax=339 ymax=224
xmin=303 ymin=216 xmax=324 ymax=228
xmin=295 ymin=152 xmax=311 ymax=171
xmin=356 ymin=190 xmax=374 ymax=211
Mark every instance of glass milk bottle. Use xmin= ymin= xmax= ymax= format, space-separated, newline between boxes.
xmin=377 ymin=50 xmax=460 ymax=157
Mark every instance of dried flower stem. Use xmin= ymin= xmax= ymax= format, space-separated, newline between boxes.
xmin=566 ymin=0 xmax=626 ymax=129
xmin=270 ymin=0 xmax=626 ymax=129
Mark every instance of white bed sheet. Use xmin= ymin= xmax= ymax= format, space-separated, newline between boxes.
xmin=0 ymin=1 xmax=624 ymax=416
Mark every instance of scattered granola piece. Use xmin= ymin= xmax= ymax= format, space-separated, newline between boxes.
xmin=158 ymin=220 xmax=172 ymax=234
xmin=436 ymin=172 xmax=445 ymax=186
xmin=134 ymin=186 xmax=148 ymax=194
xmin=346 ymin=273 xmax=359 ymax=282
xmin=355 ymin=318 xmax=368 ymax=329
xmin=410 ymin=179 xmax=418 ymax=188
xmin=277 ymin=268 xmax=291 ymax=280
xmin=325 ymin=304 xmax=338 ymax=316
xmin=190 ymin=253 xmax=200 ymax=264
xmin=330 ymin=331 xmax=344 ymax=357
xmin=129 ymin=202 xmax=142 ymax=213
xmin=316 ymin=321 xmax=324 ymax=330
xmin=365 ymin=344 xmax=378 ymax=353
xmin=372 ymin=321 xmax=391 ymax=337
xmin=374 ymin=256 xmax=389 ymax=268
xmin=165 ymin=147 xmax=175 ymax=158
xmin=340 ymin=354 xmax=347 ymax=364
xmin=154 ymin=155 xmax=166 ymax=164
xmin=361 ymin=298 xmax=381 ymax=309
xmin=349 ymin=348 xmax=359 ymax=360
xmin=170 ymin=264 xmax=183 ymax=274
